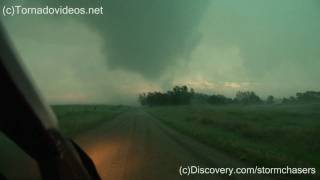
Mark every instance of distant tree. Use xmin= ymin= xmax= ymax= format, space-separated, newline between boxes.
xmin=289 ymin=96 xmax=296 ymax=103
xmin=281 ymin=96 xmax=296 ymax=104
xmin=266 ymin=95 xmax=275 ymax=104
xmin=190 ymin=88 xmax=195 ymax=95
xmin=281 ymin=91 xmax=320 ymax=104
xmin=139 ymin=85 xmax=194 ymax=106
xmin=282 ymin=97 xmax=289 ymax=104
xmin=191 ymin=93 xmax=210 ymax=104
xmin=207 ymin=94 xmax=232 ymax=105
xmin=138 ymin=93 xmax=147 ymax=106
xmin=296 ymin=91 xmax=320 ymax=102
xmin=234 ymin=91 xmax=262 ymax=104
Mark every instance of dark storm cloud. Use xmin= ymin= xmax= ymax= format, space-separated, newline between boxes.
xmin=40 ymin=0 xmax=210 ymax=78
xmin=94 ymin=0 xmax=209 ymax=78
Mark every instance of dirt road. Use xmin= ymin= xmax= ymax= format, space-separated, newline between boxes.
xmin=76 ymin=109 xmax=273 ymax=180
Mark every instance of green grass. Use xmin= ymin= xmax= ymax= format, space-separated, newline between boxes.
xmin=145 ymin=104 xmax=320 ymax=174
xmin=52 ymin=104 xmax=129 ymax=137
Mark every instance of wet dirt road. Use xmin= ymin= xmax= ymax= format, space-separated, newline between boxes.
xmin=76 ymin=109 xmax=273 ymax=180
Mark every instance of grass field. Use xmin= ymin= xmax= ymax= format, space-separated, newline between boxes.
xmin=145 ymin=103 xmax=320 ymax=172
xmin=52 ymin=105 xmax=129 ymax=137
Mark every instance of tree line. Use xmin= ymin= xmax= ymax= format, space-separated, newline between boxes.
xmin=138 ymin=85 xmax=320 ymax=106
xmin=282 ymin=91 xmax=320 ymax=104
xmin=139 ymin=86 xmax=194 ymax=106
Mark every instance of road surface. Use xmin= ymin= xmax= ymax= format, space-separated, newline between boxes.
xmin=76 ymin=109 xmax=273 ymax=180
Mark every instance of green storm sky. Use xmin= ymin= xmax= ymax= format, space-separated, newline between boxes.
xmin=1 ymin=0 xmax=320 ymax=105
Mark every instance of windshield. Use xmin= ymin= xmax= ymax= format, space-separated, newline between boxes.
xmin=1 ymin=0 xmax=320 ymax=180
